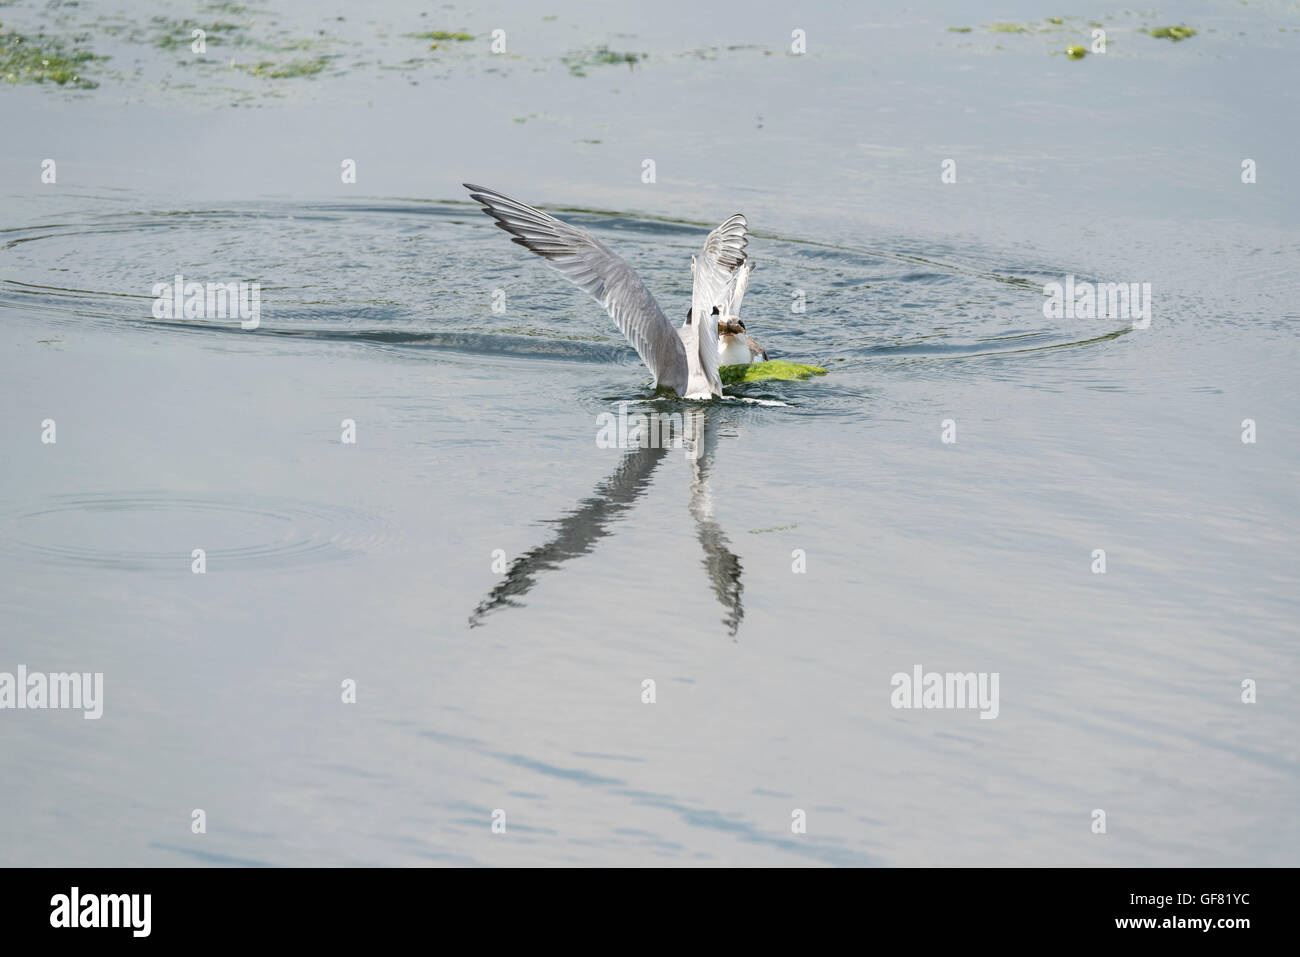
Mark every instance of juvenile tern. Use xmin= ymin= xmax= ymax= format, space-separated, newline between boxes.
xmin=718 ymin=318 xmax=769 ymax=365
xmin=712 ymin=259 xmax=767 ymax=365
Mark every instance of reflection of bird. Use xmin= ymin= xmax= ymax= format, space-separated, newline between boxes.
xmin=468 ymin=409 xmax=744 ymax=636
xmin=468 ymin=441 xmax=668 ymax=629
xmin=464 ymin=183 xmax=751 ymax=398
xmin=682 ymin=409 xmax=744 ymax=635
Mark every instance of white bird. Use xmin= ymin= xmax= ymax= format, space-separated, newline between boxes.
xmin=711 ymin=260 xmax=767 ymax=365
xmin=717 ymin=317 xmax=768 ymax=365
xmin=464 ymin=184 xmax=751 ymax=399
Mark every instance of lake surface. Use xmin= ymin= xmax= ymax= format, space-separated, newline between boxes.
xmin=1 ymin=0 xmax=1297 ymax=866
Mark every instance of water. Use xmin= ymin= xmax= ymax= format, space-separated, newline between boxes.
xmin=1 ymin=0 xmax=1297 ymax=866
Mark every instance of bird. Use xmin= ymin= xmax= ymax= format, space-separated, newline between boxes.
xmin=718 ymin=316 xmax=769 ymax=365
xmin=464 ymin=183 xmax=752 ymax=399
xmin=686 ymin=261 xmax=768 ymax=366
xmin=711 ymin=260 xmax=767 ymax=365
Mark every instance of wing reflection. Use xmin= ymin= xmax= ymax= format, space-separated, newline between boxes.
xmin=469 ymin=408 xmax=744 ymax=636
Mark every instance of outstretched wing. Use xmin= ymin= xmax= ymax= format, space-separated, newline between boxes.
xmin=722 ymin=260 xmax=754 ymax=317
xmin=464 ymin=184 xmax=688 ymax=393
xmin=689 ymin=213 xmax=749 ymax=394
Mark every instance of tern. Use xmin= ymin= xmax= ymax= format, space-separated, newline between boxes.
xmin=714 ymin=261 xmax=768 ymax=366
xmin=718 ymin=316 xmax=768 ymax=365
xmin=464 ymin=184 xmax=762 ymax=398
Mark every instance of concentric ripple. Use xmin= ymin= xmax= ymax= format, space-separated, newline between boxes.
xmin=0 ymin=492 xmax=396 ymax=572
xmin=0 ymin=200 xmax=1129 ymax=379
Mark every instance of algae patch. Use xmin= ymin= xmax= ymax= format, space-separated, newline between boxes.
xmin=984 ymin=20 xmax=1072 ymax=36
xmin=1065 ymin=45 xmax=1087 ymax=59
xmin=239 ymin=57 xmax=329 ymax=78
xmin=405 ymin=30 xmax=475 ymax=43
xmin=562 ymin=45 xmax=644 ymax=77
xmin=720 ymin=360 xmax=827 ymax=385
xmin=1144 ymin=25 xmax=1196 ymax=42
xmin=152 ymin=18 xmax=243 ymax=51
xmin=0 ymin=22 xmax=104 ymax=89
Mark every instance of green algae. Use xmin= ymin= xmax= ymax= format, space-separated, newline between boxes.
xmin=593 ymin=46 xmax=640 ymax=65
xmin=720 ymin=360 xmax=827 ymax=385
xmin=947 ymin=27 xmax=972 ymax=33
xmin=1144 ymin=25 xmax=1196 ymax=41
xmin=985 ymin=20 xmax=1071 ymax=35
xmin=405 ymin=31 xmax=475 ymax=42
xmin=562 ymin=45 xmax=643 ymax=77
xmin=240 ymin=57 xmax=328 ymax=78
xmin=153 ymin=19 xmax=243 ymax=51
xmin=91 ymin=11 xmax=346 ymax=95
xmin=203 ymin=1 xmax=257 ymax=13
xmin=1066 ymin=45 xmax=1087 ymax=58
xmin=0 ymin=22 xmax=103 ymax=88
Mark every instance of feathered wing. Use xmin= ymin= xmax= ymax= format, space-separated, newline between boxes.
xmin=723 ymin=260 xmax=754 ymax=316
xmin=689 ymin=213 xmax=749 ymax=396
xmin=464 ymin=184 xmax=689 ymax=395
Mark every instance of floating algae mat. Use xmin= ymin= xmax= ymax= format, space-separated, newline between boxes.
xmin=238 ymin=58 xmax=329 ymax=79
xmin=1144 ymin=26 xmax=1197 ymax=42
xmin=405 ymin=30 xmax=475 ymax=48
xmin=0 ymin=22 xmax=103 ymax=88
xmin=562 ymin=45 xmax=644 ymax=77
xmin=405 ymin=31 xmax=476 ymax=42
xmin=720 ymin=360 xmax=827 ymax=385
xmin=982 ymin=19 xmax=1077 ymax=38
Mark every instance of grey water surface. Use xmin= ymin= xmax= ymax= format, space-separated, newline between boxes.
xmin=1 ymin=0 xmax=1297 ymax=866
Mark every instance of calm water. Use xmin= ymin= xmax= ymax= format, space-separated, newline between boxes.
xmin=1 ymin=0 xmax=1297 ymax=866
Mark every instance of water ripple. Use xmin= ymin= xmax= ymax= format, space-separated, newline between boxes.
xmin=0 ymin=491 xmax=395 ymax=572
